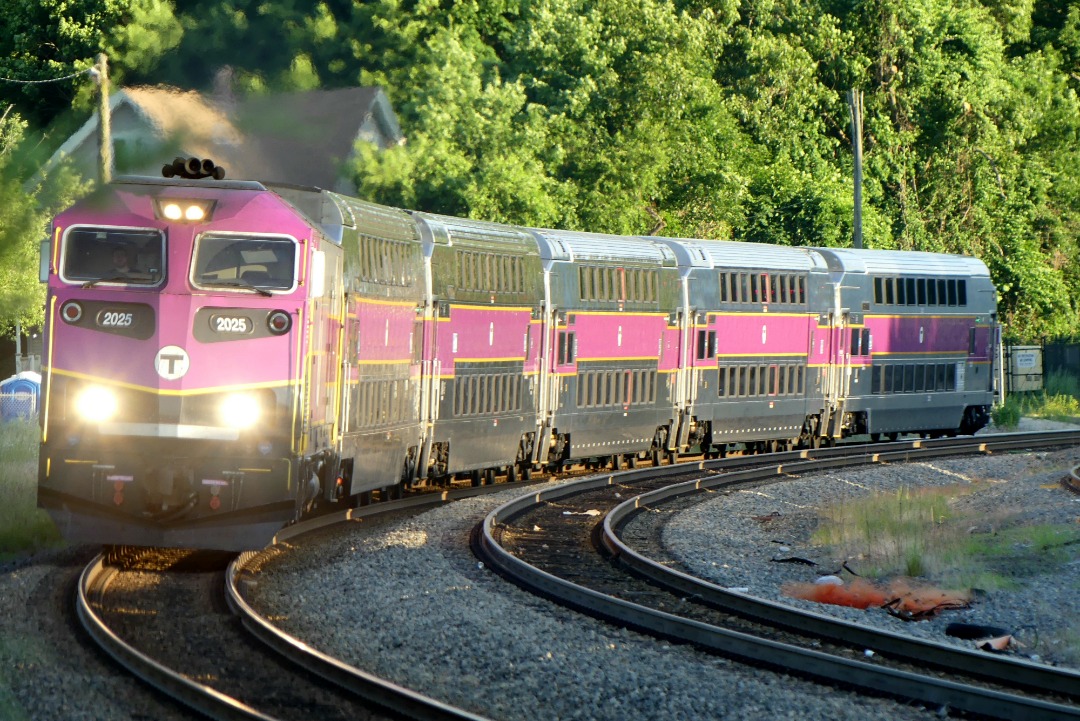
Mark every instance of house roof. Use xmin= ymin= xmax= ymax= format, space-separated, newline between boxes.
xmin=42 ymin=84 xmax=402 ymax=190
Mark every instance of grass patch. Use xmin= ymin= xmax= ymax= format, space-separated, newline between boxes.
xmin=991 ymin=395 xmax=1022 ymax=429
xmin=0 ymin=419 xmax=61 ymax=559
xmin=812 ymin=485 xmax=1080 ymax=588
xmin=1000 ymin=371 xmax=1080 ymax=424
xmin=812 ymin=484 xmax=968 ymax=578
xmin=810 ymin=468 xmax=1080 ymax=663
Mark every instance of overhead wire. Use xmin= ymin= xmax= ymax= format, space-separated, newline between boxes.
xmin=0 ymin=67 xmax=97 ymax=84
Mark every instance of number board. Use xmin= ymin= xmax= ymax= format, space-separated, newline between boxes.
xmin=192 ymin=307 xmax=288 ymax=343
xmin=59 ymin=302 xmax=155 ymax=339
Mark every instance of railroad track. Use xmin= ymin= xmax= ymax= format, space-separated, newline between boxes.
xmin=76 ymin=495 xmax=502 ymax=721
xmin=474 ymin=430 xmax=1080 ymax=720
xmin=1064 ymin=462 xmax=1080 ymax=494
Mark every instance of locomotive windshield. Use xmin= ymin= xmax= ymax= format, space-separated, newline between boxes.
xmin=192 ymin=234 xmax=296 ymax=292
xmin=61 ymin=227 xmax=165 ymax=285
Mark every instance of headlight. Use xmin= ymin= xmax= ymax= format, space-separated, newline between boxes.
xmin=155 ymin=198 xmax=216 ymax=223
xmin=219 ymin=393 xmax=261 ymax=430
xmin=75 ymin=386 xmax=118 ymax=422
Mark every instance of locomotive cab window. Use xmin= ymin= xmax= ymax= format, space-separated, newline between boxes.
xmin=192 ymin=234 xmax=297 ymax=292
xmin=61 ymin=227 xmax=165 ymax=286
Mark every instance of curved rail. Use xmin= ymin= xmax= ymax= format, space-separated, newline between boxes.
xmin=229 ymin=490 xmax=502 ymax=721
xmin=76 ymin=555 xmax=277 ymax=721
xmin=1063 ymin=463 xmax=1080 ymax=494
xmin=600 ymin=472 xmax=1080 ymax=699
xmin=475 ymin=431 xmax=1080 ymax=720
xmin=225 ymin=554 xmax=490 ymax=721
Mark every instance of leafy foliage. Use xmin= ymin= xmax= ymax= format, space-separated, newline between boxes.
xmin=1 ymin=0 xmax=1080 ymax=337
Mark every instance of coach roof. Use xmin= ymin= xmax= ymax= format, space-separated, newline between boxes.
xmin=816 ymin=247 xmax=990 ymax=277
xmin=658 ymin=238 xmax=827 ymax=272
xmin=531 ymin=228 xmax=677 ymax=266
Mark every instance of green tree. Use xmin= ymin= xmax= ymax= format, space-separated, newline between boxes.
xmin=0 ymin=107 xmax=87 ymax=335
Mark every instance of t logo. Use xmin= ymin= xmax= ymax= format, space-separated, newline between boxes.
xmin=155 ymin=345 xmax=190 ymax=379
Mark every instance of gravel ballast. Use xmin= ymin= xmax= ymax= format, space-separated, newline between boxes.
xmin=250 ymin=493 xmax=939 ymax=721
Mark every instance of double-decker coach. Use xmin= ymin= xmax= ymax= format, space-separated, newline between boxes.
xmin=659 ymin=239 xmax=833 ymax=455
xmin=813 ymin=248 xmax=997 ymax=440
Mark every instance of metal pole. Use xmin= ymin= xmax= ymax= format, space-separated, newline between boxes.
xmin=848 ymin=89 xmax=863 ymax=249
xmin=96 ymin=53 xmax=112 ymax=184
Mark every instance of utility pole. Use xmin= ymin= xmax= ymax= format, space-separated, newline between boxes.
xmin=95 ymin=53 xmax=112 ymax=184
xmin=848 ymin=89 xmax=864 ymax=249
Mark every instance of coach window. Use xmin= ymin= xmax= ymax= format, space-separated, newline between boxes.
xmin=874 ymin=277 xmax=883 ymax=304
xmin=884 ymin=278 xmax=895 ymax=305
xmin=917 ymin=279 xmax=927 ymax=305
xmin=558 ymin=331 xmax=576 ymax=365
xmin=947 ymin=279 xmax=957 ymax=306
xmin=958 ymin=280 xmax=967 ymax=305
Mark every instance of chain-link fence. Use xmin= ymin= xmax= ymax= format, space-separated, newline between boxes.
xmin=0 ymin=390 xmax=38 ymax=420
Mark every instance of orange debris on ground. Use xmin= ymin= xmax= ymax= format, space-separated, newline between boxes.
xmin=782 ymin=578 xmax=972 ymax=618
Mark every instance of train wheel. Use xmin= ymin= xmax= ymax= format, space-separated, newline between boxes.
xmin=628 ymin=455 xmax=638 ymax=469
xmin=650 ymin=449 xmax=661 ymax=466
xmin=887 ymin=432 xmax=899 ymax=442
xmin=483 ymin=468 xmax=496 ymax=485
xmin=522 ymin=464 xmax=533 ymax=480
xmin=471 ymin=470 xmax=482 ymax=487
xmin=611 ymin=454 xmax=622 ymax=471
xmin=507 ymin=465 xmax=518 ymax=483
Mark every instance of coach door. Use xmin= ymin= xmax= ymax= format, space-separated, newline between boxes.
xmin=823 ymin=309 xmax=853 ymax=438
xmin=416 ymin=298 xmax=442 ymax=481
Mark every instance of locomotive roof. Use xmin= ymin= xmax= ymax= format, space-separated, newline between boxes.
xmin=815 ymin=247 xmax=991 ymax=276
